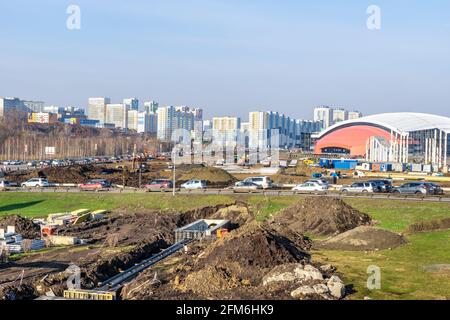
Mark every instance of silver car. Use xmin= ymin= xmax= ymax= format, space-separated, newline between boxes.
xmin=392 ymin=183 xmax=432 ymax=195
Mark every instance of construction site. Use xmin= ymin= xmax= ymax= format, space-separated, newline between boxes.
xmin=1 ymin=195 xmax=432 ymax=301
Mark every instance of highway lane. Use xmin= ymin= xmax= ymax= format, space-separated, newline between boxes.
xmin=2 ymin=187 xmax=450 ymax=203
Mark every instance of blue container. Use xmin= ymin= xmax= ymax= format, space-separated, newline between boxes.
xmin=320 ymin=158 xmax=332 ymax=168
xmin=332 ymin=159 xmax=358 ymax=170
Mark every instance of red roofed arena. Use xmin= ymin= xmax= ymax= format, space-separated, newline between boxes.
xmin=313 ymin=113 xmax=450 ymax=169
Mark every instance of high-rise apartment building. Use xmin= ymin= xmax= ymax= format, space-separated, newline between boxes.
xmin=212 ymin=117 xmax=241 ymax=131
xmin=123 ymin=98 xmax=139 ymax=111
xmin=212 ymin=117 xmax=241 ymax=147
xmin=157 ymin=106 xmax=198 ymax=141
xmin=105 ymin=103 xmax=128 ymax=129
xmin=332 ymin=108 xmax=349 ymax=124
xmin=348 ymin=111 xmax=363 ymax=120
xmin=314 ymin=106 xmax=334 ymax=129
xmin=144 ymin=101 xmax=159 ymax=114
xmin=23 ymin=100 xmax=45 ymax=113
xmin=88 ymin=97 xmax=110 ymax=122
xmin=0 ymin=97 xmax=30 ymax=117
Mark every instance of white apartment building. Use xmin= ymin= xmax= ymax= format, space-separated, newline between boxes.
xmin=23 ymin=100 xmax=45 ymax=113
xmin=348 ymin=111 xmax=363 ymax=120
xmin=127 ymin=110 xmax=139 ymax=131
xmin=212 ymin=117 xmax=241 ymax=147
xmin=128 ymin=110 xmax=157 ymax=134
xmin=212 ymin=117 xmax=241 ymax=131
xmin=88 ymin=97 xmax=110 ymax=122
xmin=105 ymin=103 xmax=128 ymax=129
xmin=333 ymin=108 xmax=349 ymax=124
xmin=314 ymin=106 xmax=334 ymax=129
xmin=157 ymin=106 xmax=198 ymax=141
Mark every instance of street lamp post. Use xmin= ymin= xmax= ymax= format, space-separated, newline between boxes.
xmin=172 ymin=149 xmax=176 ymax=196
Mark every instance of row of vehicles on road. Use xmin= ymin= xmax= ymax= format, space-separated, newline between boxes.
xmin=340 ymin=180 xmax=444 ymax=195
xmin=143 ymin=177 xmax=275 ymax=193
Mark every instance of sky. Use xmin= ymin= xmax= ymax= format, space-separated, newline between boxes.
xmin=0 ymin=0 xmax=449 ymax=120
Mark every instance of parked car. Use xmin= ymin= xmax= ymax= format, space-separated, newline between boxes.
xmin=392 ymin=182 xmax=433 ymax=195
xmin=306 ymin=178 xmax=329 ymax=186
xmin=79 ymin=179 xmax=112 ymax=191
xmin=341 ymin=182 xmax=375 ymax=193
xmin=243 ymin=177 xmax=273 ymax=189
xmin=145 ymin=179 xmax=173 ymax=192
xmin=292 ymin=182 xmax=328 ymax=193
xmin=0 ymin=180 xmax=12 ymax=189
xmin=367 ymin=179 xmax=393 ymax=193
xmin=181 ymin=180 xmax=206 ymax=190
xmin=233 ymin=181 xmax=260 ymax=193
xmin=21 ymin=178 xmax=49 ymax=188
xmin=424 ymin=183 xmax=444 ymax=195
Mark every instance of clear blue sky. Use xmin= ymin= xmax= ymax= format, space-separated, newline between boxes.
xmin=1 ymin=0 xmax=449 ymax=119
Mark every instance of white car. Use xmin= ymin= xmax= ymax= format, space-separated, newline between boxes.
xmin=0 ymin=180 xmax=12 ymax=189
xmin=306 ymin=179 xmax=329 ymax=186
xmin=293 ymin=182 xmax=328 ymax=193
xmin=243 ymin=177 xmax=273 ymax=189
xmin=341 ymin=182 xmax=375 ymax=193
xmin=181 ymin=180 xmax=206 ymax=190
xmin=21 ymin=178 xmax=49 ymax=188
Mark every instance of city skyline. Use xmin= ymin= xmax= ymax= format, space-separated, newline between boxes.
xmin=1 ymin=1 xmax=449 ymax=119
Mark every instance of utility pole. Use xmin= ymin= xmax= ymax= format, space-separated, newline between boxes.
xmin=172 ymin=149 xmax=176 ymax=196
xmin=138 ymin=166 xmax=142 ymax=189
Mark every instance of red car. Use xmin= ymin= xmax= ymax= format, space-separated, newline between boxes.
xmin=79 ymin=179 xmax=112 ymax=191
xmin=144 ymin=179 xmax=173 ymax=192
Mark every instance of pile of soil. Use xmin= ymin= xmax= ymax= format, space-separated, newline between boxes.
xmin=178 ymin=167 xmax=236 ymax=188
xmin=190 ymin=222 xmax=311 ymax=286
xmin=209 ymin=203 xmax=253 ymax=227
xmin=315 ymin=226 xmax=407 ymax=251
xmin=13 ymin=165 xmax=95 ymax=184
xmin=58 ymin=211 xmax=180 ymax=246
xmin=270 ymin=197 xmax=372 ymax=236
xmin=0 ymin=215 xmax=40 ymax=239
xmin=0 ymin=284 xmax=37 ymax=300
xmin=407 ymin=218 xmax=450 ymax=234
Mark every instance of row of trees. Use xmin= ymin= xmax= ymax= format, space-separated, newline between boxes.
xmin=0 ymin=113 xmax=159 ymax=160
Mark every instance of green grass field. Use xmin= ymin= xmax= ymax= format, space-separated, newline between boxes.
xmin=0 ymin=192 xmax=449 ymax=300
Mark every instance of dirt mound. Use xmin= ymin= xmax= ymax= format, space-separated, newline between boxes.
xmin=193 ymin=223 xmax=311 ymax=285
xmin=58 ymin=211 xmax=180 ymax=246
xmin=179 ymin=167 xmax=236 ymax=188
xmin=210 ymin=203 xmax=253 ymax=227
xmin=182 ymin=266 xmax=243 ymax=296
xmin=0 ymin=284 xmax=37 ymax=300
xmin=0 ymin=215 xmax=40 ymax=239
xmin=316 ymin=226 xmax=407 ymax=251
xmin=271 ymin=197 xmax=372 ymax=236
xmin=407 ymin=218 xmax=450 ymax=234
xmin=21 ymin=165 xmax=95 ymax=184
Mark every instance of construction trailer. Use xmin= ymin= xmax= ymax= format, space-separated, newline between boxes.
xmin=174 ymin=219 xmax=230 ymax=243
